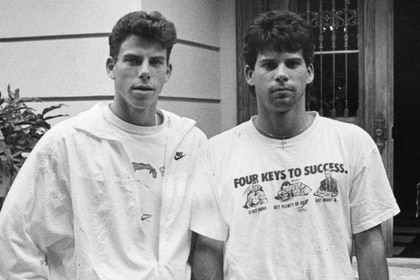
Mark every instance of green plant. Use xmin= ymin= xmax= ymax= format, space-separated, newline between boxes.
xmin=0 ymin=85 xmax=67 ymax=174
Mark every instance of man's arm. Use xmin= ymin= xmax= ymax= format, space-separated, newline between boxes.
xmin=354 ymin=224 xmax=389 ymax=280
xmin=0 ymin=136 xmax=69 ymax=279
xmin=191 ymin=233 xmax=224 ymax=280
xmin=0 ymin=213 xmax=49 ymax=279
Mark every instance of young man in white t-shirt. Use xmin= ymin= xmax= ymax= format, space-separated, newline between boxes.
xmin=190 ymin=10 xmax=399 ymax=280
xmin=0 ymin=11 xmax=206 ymax=279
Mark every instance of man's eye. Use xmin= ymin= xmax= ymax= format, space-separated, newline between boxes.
xmin=126 ymin=58 xmax=141 ymax=64
xmin=150 ymin=60 xmax=164 ymax=66
xmin=262 ymin=62 xmax=276 ymax=70
xmin=286 ymin=61 xmax=301 ymax=68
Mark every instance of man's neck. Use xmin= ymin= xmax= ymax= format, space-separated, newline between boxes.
xmin=255 ymin=110 xmax=313 ymax=139
xmin=109 ymin=102 xmax=158 ymax=126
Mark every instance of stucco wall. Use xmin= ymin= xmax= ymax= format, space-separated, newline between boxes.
xmin=0 ymin=0 xmax=237 ymax=137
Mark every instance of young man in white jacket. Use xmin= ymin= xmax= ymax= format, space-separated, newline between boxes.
xmin=0 ymin=11 xmax=206 ymax=279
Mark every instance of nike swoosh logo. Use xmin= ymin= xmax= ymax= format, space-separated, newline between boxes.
xmin=174 ymin=152 xmax=186 ymax=160
xmin=141 ymin=214 xmax=152 ymax=221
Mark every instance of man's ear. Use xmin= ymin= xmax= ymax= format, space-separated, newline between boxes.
xmin=306 ymin=63 xmax=314 ymax=85
xmin=106 ymin=57 xmax=115 ymax=79
xmin=245 ymin=65 xmax=255 ymax=86
xmin=164 ymin=63 xmax=172 ymax=83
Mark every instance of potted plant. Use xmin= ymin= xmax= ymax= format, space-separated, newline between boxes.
xmin=0 ymin=85 xmax=67 ymax=210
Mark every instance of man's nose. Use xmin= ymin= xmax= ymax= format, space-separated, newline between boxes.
xmin=274 ymin=64 xmax=288 ymax=83
xmin=138 ymin=62 xmax=151 ymax=80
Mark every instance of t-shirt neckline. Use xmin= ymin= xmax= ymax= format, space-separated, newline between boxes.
xmin=248 ymin=111 xmax=319 ymax=148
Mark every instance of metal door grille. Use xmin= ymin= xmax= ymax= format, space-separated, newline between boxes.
xmin=297 ymin=0 xmax=359 ymax=118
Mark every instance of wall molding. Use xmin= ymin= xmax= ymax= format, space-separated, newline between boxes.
xmin=35 ymin=95 xmax=220 ymax=103
xmin=0 ymin=33 xmax=220 ymax=52
xmin=0 ymin=33 xmax=110 ymax=42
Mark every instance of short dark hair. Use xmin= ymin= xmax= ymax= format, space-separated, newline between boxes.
xmin=243 ymin=10 xmax=314 ymax=69
xmin=109 ymin=11 xmax=177 ymax=62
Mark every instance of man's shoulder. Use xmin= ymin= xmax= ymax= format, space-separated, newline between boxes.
xmin=207 ymin=121 xmax=248 ymax=146
xmin=39 ymin=103 xmax=105 ymax=141
xmin=316 ymin=115 xmax=377 ymax=151
xmin=199 ymin=122 xmax=250 ymax=159
xmin=159 ymin=109 xmax=207 ymax=141
xmin=160 ymin=109 xmax=194 ymax=129
xmin=318 ymin=115 xmax=360 ymax=130
xmin=317 ymin=115 xmax=370 ymax=138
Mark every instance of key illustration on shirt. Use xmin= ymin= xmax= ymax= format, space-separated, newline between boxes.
xmin=274 ymin=180 xmax=311 ymax=202
xmin=243 ymin=179 xmax=268 ymax=209
xmin=313 ymin=169 xmax=339 ymax=198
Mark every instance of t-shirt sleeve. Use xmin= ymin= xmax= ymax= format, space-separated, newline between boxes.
xmin=350 ymin=138 xmax=400 ymax=234
xmin=190 ymin=149 xmax=228 ymax=241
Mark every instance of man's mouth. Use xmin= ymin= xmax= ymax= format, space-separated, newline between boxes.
xmin=271 ymin=88 xmax=292 ymax=97
xmin=133 ymin=85 xmax=153 ymax=91
xmin=272 ymin=87 xmax=291 ymax=93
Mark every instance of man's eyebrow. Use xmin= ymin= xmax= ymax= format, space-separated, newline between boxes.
xmin=150 ymin=55 xmax=167 ymax=60
xmin=258 ymin=57 xmax=277 ymax=63
xmin=286 ymin=56 xmax=304 ymax=62
xmin=121 ymin=53 xmax=167 ymax=61
xmin=122 ymin=53 xmax=141 ymax=59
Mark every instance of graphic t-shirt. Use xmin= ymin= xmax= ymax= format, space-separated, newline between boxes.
xmin=103 ymin=105 xmax=168 ymax=259
xmin=191 ymin=112 xmax=400 ymax=280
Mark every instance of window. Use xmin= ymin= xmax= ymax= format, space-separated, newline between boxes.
xmin=297 ymin=0 xmax=359 ymax=118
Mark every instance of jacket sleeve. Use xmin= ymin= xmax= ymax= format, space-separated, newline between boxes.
xmin=0 ymin=133 xmax=72 ymax=279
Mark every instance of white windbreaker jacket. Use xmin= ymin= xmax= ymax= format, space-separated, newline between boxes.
xmin=0 ymin=103 xmax=206 ymax=280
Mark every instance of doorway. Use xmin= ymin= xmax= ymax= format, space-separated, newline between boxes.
xmin=394 ymin=0 xmax=420 ymax=224
xmin=393 ymin=0 xmax=420 ymax=258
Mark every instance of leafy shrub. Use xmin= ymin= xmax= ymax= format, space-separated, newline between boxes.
xmin=0 ymin=85 xmax=67 ymax=175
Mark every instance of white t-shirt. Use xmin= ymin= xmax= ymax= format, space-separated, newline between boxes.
xmin=191 ymin=112 xmax=400 ymax=280
xmin=103 ymin=105 xmax=168 ymax=259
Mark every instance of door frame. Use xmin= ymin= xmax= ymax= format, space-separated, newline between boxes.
xmin=360 ymin=0 xmax=394 ymax=256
